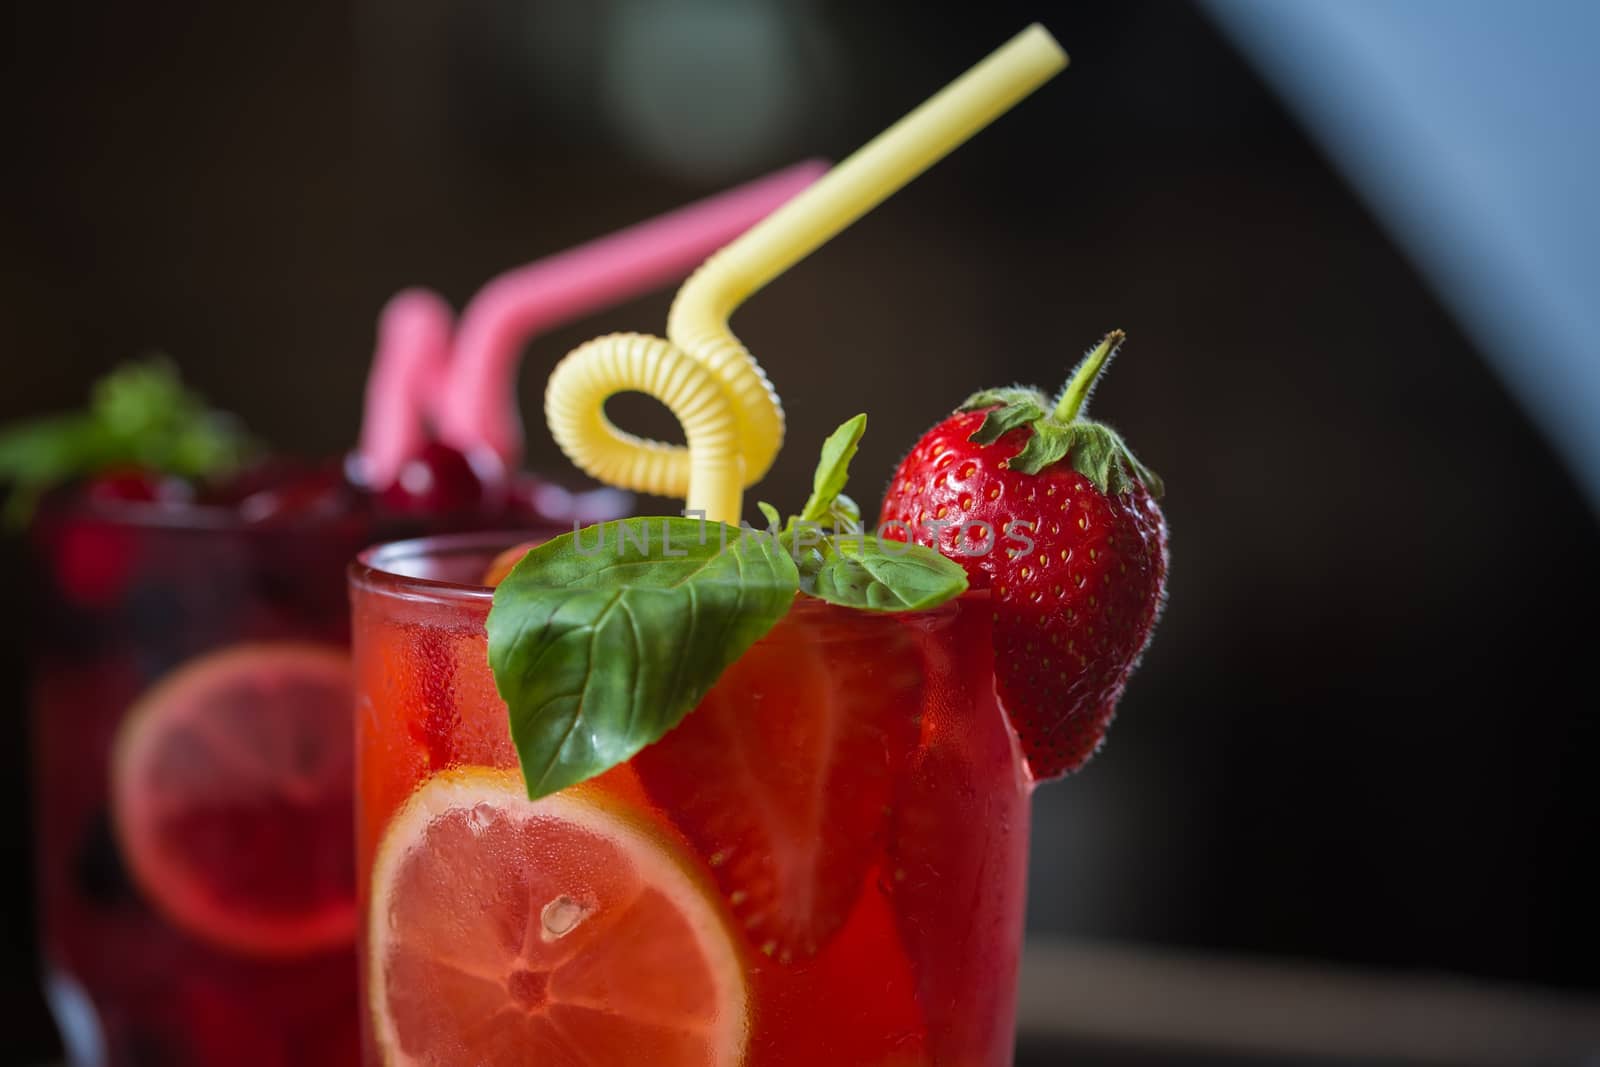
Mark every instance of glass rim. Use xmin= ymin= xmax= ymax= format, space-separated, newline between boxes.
xmin=31 ymin=484 xmax=371 ymax=535
xmin=349 ymin=529 xmax=981 ymax=623
xmin=350 ymin=529 xmax=534 ymax=607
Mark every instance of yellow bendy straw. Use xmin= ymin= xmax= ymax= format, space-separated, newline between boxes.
xmin=546 ymin=24 xmax=1069 ymax=524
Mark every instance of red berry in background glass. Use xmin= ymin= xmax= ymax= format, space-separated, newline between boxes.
xmin=878 ymin=331 xmax=1169 ymax=781
xmin=238 ymin=464 xmax=349 ymax=523
xmin=85 ymin=468 xmax=192 ymax=507
xmin=380 ymin=443 xmax=506 ymax=516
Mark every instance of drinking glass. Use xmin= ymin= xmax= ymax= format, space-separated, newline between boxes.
xmin=350 ymin=532 xmax=1032 ymax=1066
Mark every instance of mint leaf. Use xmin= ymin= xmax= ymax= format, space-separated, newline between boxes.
xmin=0 ymin=414 xmax=120 ymax=524
xmin=90 ymin=360 xmax=254 ymax=478
xmin=0 ymin=358 xmax=257 ymax=523
xmin=797 ymin=414 xmax=866 ymax=525
xmin=487 ymin=517 xmax=800 ymax=799
xmin=0 ymin=414 xmax=116 ymax=484
xmin=797 ymin=534 xmax=968 ymax=612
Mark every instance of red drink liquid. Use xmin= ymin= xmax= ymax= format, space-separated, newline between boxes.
xmin=28 ymin=475 xmax=581 ymax=1066
xmin=350 ymin=533 xmax=1032 ymax=1066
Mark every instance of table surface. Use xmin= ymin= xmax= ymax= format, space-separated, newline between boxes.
xmin=1017 ymin=938 xmax=1600 ymax=1066
xmin=25 ymin=937 xmax=1600 ymax=1066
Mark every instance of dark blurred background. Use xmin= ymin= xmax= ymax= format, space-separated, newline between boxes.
xmin=3 ymin=1 xmax=1596 ymax=1064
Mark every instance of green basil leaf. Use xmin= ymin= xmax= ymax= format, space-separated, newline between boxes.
xmin=828 ymin=491 xmax=861 ymax=532
xmin=757 ymin=500 xmax=782 ymax=530
xmin=797 ymin=533 xmax=968 ymax=613
xmin=487 ymin=517 xmax=800 ymax=799
xmin=797 ymin=414 xmax=867 ymax=525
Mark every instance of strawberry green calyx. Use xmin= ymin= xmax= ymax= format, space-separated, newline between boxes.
xmin=960 ymin=330 xmax=1162 ymax=496
xmin=1053 ymin=328 xmax=1123 ymax=423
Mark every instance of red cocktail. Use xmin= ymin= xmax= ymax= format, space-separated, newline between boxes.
xmin=29 ymin=470 xmax=574 ymax=1066
xmin=345 ymin=24 xmax=1169 ymax=1067
xmin=350 ymin=533 xmax=1032 ymax=1066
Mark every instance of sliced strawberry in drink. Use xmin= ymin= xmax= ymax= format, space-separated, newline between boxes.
xmin=745 ymin=860 xmax=927 ymax=1066
xmin=887 ymin=601 xmax=1033 ymax=1065
xmin=633 ymin=608 xmax=924 ymax=963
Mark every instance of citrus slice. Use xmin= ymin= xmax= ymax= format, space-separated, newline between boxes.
xmin=368 ymin=768 xmax=748 ymax=1067
xmin=481 ymin=540 xmax=538 ymax=586
xmin=111 ymin=642 xmax=356 ymax=957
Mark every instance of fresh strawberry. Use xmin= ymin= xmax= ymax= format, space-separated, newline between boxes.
xmin=632 ymin=609 xmax=924 ymax=963
xmin=878 ymin=330 xmax=1168 ymax=779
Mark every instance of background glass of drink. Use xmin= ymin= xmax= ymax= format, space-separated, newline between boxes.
xmin=29 ymin=483 xmax=573 ymax=1067
xmin=350 ymin=532 xmax=1032 ymax=1067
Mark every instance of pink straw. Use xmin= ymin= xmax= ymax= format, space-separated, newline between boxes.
xmin=355 ymin=288 xmax=453 ymax=488
xmin=434 ymin=159 xmax=829 ymax=469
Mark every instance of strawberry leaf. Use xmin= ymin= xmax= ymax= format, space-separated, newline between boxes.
xmin=969 ymin=399 xmax=1045 ymax=445
xmin=1006 ymin=421 xmax=1074 ymax=474
xmin=1006 ymin=421 xmax=1163 ymax=496
xmin=1064 ymin=423 xmax=1165 ymax=496
xmin=487 ymin=517 xmax=800 ymax=799
xmin=960 ymin=386 xmax=1048 ymax=412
